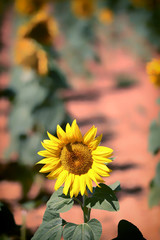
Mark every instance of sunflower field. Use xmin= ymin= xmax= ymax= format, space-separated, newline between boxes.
xmin=0 ymin=0 xmax=160 ymax=239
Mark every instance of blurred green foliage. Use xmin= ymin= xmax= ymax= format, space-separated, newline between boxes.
xmin=6 ymin=64 xmax=69 ymax=165
xmin=115 ymin=74 xmax=138 ymax=89
xmin=149 ymin=161 xmax=160 ymax=207
xmin=148 ymin=116 xmax=160 ymax=155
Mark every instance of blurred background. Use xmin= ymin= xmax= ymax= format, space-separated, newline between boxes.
xmin=0 ymin=0 xmax=160 ymax=239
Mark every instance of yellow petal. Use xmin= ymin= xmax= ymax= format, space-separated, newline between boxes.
xmin=41 ymin=142 xmax=60 ymax=156
xmin=57 ymin=125 xmax=68 ymax=143
xmin=92 ymin=162 xmax=110 ymax=177
xmin=80 ymin=174 xmax=86 ymax=196
xmin=39 ymin=162 xmax=60 ymax=173
xmin=36 ymin=157 xmax=60 ymax=165
xmin=37 ymin=150 xmax=53 ymax=157
xmin=92 ymin=146 xmax=113 ymax=157
xmin=88 ymin=134 xmax=102 ymax=150
xmin=63 ymin=173 xmax=74 ymax=195
xmin=69 ymin=186 xmax=74 ymax=198
xmin=54 ymin=170 xmax=68 ymax=191
xmin=70 ymin=175 xmax=80 ymax=197
xmin=72 ymin=119 xmax=83 ymax=142
xmin=47 ymin=165 xmax=64 ymax=179
xmin=43 ymin=139 xmax=60 ymax=149
xmin=86 ymin=175 xmax=93 ymax=193
xmin=93 ymin=162 xmax=112 ymax=172
xmin=83 ymin=126 xmax=97 ymax=145
xmin=66 ymin=123 xmax=74 ymax=142
xmin=47 ymin=131 xmax=61 ymax=144
xmin=88 ymin=169 xmax=99 ymax=186
xmin=88 ymin=169 xmax=104 ymax=185
xmin=92 ymin=155 xmax=112 ymax=164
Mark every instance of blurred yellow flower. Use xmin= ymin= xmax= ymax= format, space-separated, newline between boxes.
xmin=15 ymin=0 xmax=48 ymax=15
xmin=71 ymin=0 xmax=96 ymax=19
xmin=36 ymin=119 xmax=113 ymax=197
xmin=146 ymin=58 xmax=160 ymax=87
xmin=15 ymin=38 xmax=48 ymax=75
xmin=18 ymin=11 xmax=58 ymax=45
xmin=98 ymin=9 xmax=113 ymax=24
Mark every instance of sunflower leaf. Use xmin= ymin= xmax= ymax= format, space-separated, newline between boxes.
xmin=63 ymin=223 xmax=77 ymax=240
xmin=149 ymin=161 xmax=160 ymax=207
xmin=85 ymin=183 xmax=119 ymax=212
xmin=15 ymin=77 xmax=47 ymax=109
xmin=109 ymin=181 xmax=121 ymax=192
xmin=63 ymin=219 xmax=102 ymax=240
xmin=47 ymin=187 xmax=74 ymax=213
xmin=33 ymin=96 xmax=66 ymax=133
xmin=9 ymin=105 xmax=34 ymax=136
xmin=31 ymin=206 xmax=63 ymax=240
xmin=148 ymin=119 xmax=160 ymax=155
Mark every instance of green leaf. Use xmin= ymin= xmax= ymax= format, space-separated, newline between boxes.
xmin=153 ymin=161 xmax=160 ymax=187
xmin=4 ymin=137 xmax=19 ymax=160
xmin=0 ymin=88 xmax=15 ymax=101
xmin=31 ymin=207 xmax=63 ymax=240
xmin=86 ymin=183 xmax=119 ymax=212
xmin=33 ymin=97 xmax=66 ymax=132
xmin=115 ymin=74 xmax=138 ymax=89
xmin=63 ymin=223 xmax=77 ymax=240
xmin=148 ymin=120 xmax=160 ymax=155
xmin=10 ymin=67 xmax=35 ymax=90
xmin=31 ymin=217 xmax=63 ymax=240
xmin=47 ymin=187 xmax=74 ymax=213
xmin=63 ymin=219 xmax=102 ymax=240
xmin=16 ymin=78 xmax=47 ymax=109
xmin=149 ymin=185 xmax=160 ymax=208
xmin=87 ymin=219 xmax=102 ymax=240
xmin=109 ymin=181 xmax=121 ymax=192
xmin=157 ymin=97 xmax=160 ymax=105
xmin=113 ymin=219 xmax=146 ymax=240
xmin=149 ymin=161 xmax=160 ymax=207
xmin=19 ymin=133 xmax=43 ymax=165
xmin=43 ymin=206 xmax=60 ymax=222
xmin=47 ymin=64 xmax=69 ymax=89
xmin=9 ymin=105 xmax=34 ymax=136
xmin=72 ymin=224 xmax=95 ymax=240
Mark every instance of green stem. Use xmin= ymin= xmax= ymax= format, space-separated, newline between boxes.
xmin=82 ymin=195 xmax=91 ymax=223
xmin=73 ymin=195 xmax=91 ymax=223
xmin=73 ymin=197 xmax=83 ymax=209
xmin=21 ymin=210 xmax=26 ymax=240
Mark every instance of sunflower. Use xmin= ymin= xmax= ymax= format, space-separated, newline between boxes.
xmin=71 ymin=0 xmax=96 ymax=19
xmin=37 ymin=120 xmax=113 ymax=197
xmin=98 ymin=9 xmax=113 ymax=24
xmin=15 ymin=0 xmax=48 ymax=15
xmin=146 ymin=58 xmax=160 ymax=87
xmin=14 ymin=38 xmax=48 ymax=75
xmin=18 ymin=11 xmax=58 ymax=45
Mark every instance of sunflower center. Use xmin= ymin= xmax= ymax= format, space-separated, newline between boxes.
xmin=60 ymin=142 xmax=93 ymax=175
